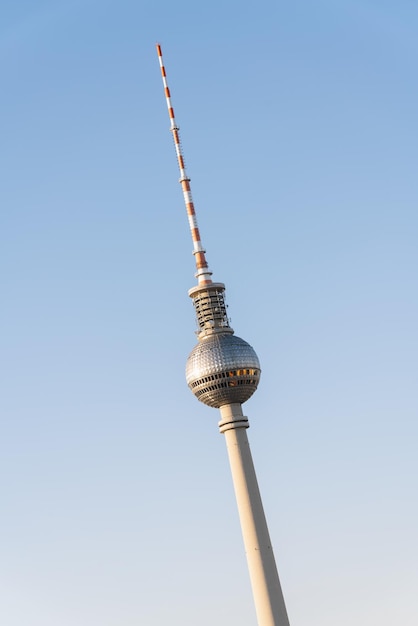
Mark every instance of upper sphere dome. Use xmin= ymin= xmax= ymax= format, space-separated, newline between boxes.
xmin=186 ymin=334 xmax=261 ymax=408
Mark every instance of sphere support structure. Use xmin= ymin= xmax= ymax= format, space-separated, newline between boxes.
xmin=219 ymin=404 xmax=290 ymax=626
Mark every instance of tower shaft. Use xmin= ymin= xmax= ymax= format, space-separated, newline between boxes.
xmin=219 ymin=404 xmax=290 ymax=626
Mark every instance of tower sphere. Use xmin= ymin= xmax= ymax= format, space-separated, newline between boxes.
xmin=186 ymin=334 xmax=261 ymax=408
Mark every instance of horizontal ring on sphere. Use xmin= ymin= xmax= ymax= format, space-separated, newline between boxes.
xmin=186 ymin=333 xmax=261 ymax=408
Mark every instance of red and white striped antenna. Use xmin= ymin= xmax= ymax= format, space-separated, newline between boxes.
xmin=156 ymin=43 xmax=212 ymax=286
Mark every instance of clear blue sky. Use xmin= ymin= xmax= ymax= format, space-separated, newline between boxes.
xmin=1 ymin=1 xmax=417 ymax=625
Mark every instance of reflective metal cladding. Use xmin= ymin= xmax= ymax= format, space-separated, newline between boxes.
xmin=186 ymin=333 xmax=261 ymax=408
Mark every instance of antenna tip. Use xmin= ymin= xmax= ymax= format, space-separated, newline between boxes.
xmin=156 ymin=43 xmax=162 ymax=55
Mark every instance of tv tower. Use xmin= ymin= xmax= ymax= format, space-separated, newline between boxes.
xmin=156 ymin=44 xmax=290 ymax=626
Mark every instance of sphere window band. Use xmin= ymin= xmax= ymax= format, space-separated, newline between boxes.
xmin=188 ymin=368 xmax=261 ymax=408
xmin=190 ymin=368 xmax=259 ymax=387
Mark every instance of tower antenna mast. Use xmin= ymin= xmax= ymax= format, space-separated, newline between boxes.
xmin=157 ymin=43 xmax=212 ymax=287
xmin=156 ymin=43 xmax=291 ymax=626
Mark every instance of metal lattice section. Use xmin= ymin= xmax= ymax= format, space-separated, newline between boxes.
xmin=189 ymin=283 xmax=232 ymax=336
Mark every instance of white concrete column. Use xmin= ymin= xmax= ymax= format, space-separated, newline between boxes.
xmin=219 ymin=403 xmax=290 ymax=626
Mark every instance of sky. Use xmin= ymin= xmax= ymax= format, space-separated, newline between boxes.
xmin=1 ymin=1 xmax=417 ymax=624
